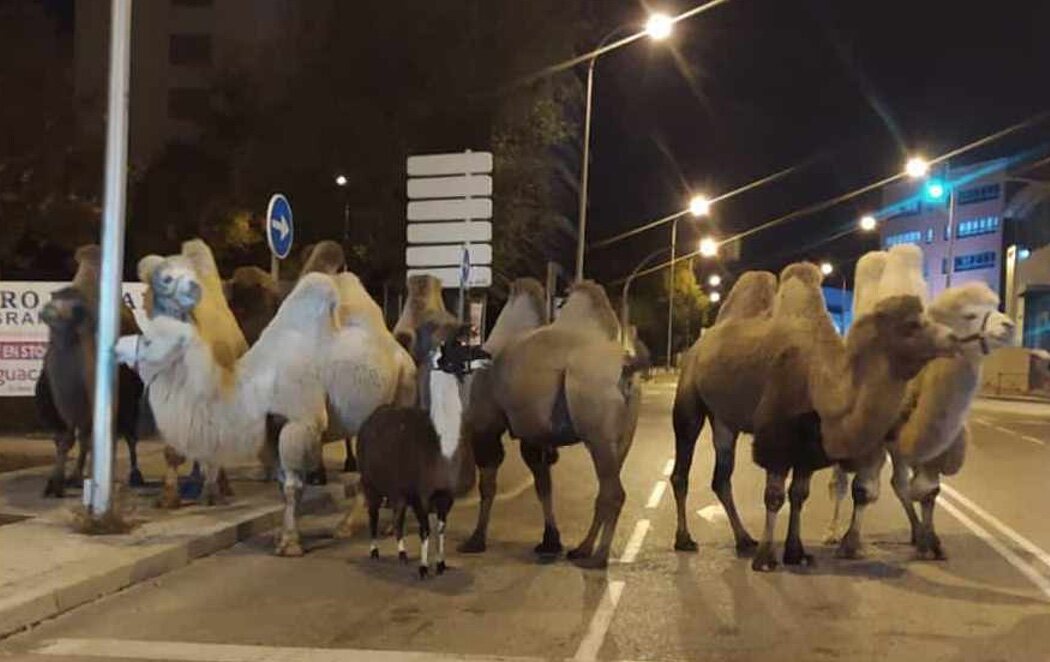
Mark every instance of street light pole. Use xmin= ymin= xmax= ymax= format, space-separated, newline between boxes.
xmin=575 ymin=56 xmax=597 ymax=282
xmin=665 ymin=216 xmax=679 ymax=369
xmin=942 ymin=163 xmax=957 ymax=290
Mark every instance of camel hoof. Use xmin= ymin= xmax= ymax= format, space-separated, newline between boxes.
xmin=566 ymin=545 xmax=594 ymax=561
xmin=275 ymin=537 xmax=304 ymax=557
xmin=43 ymin=477 xmax=65 ymax=498
xmin=369 ymin=548 xmax=380 ymax=560
xmin=398 ymin=550 xmax=409 ymax=564
xmin=458 ymin=533 xmax=487 ymax=554
xmin=569 ymin=554 xmax=608 ymax=570
xmin=916 ymin=533 xmax=947 ymax=561
xmin=534 ymin=526 xmax=563 ymax=557
xmin=436 ymin=561 xmax=447 ymax=575
xmin=343 ymin=457 xmax=357 ymax=473
xmin=735 ymin=535 xmax=759 ymax=556
xmin=127 ymin=468 xmax=145 ymax=488
xmin=305 ymin=468 xmax=327 ymax=486
xmin=822 ymin=531 xmax=841 ymax=545
xmin=783 ymin=547 xmax=815 ymax=567
xmin=674 ymin=531 xmax=698 ymax=552
xmin=418 ymin=565 xmax=430 ymax=580
xmin=751 ymin=543 xmax=778 ymax=572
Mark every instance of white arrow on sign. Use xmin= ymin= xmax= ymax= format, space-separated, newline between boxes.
xmin=406 ymin=243 xmax=492 ymax=267
xmin=407 ymin=151 xmax=493 ymax=177
xmin=408 ymin=266 xmax=492 ymax=289
xmin=270 ymin=216 xmax=290 ymax=239
xmin=407 ymin=198 xmax=492 ymax=222
xmin=407 ymin=220 xmax=491 ymax=244
xmin=408 ymin=174 xmax=493 ymax=200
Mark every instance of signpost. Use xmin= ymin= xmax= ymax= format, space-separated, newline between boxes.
xmin=405 ymin=151 xmax=493 ymax=299
xmin=266 ymin=193 xmax=294 ymax=281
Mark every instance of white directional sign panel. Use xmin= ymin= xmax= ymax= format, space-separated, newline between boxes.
xmin=407 ymin=221 xmax=492 ymax=245
xmin=407 ymin=174 xmax=492 ymax=199
xmin=408 ymin=266 xmax=492 ymax=288
xmin=406 ymin=244 xmax=492 ymax=267
xmin=407 ymin=151 xmax=493 ymax=177
xmin=407 ymin=198 xmax=493 ymax=222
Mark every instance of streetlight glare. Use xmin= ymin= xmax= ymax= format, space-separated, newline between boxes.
xmin=335 ymin=174 xmax=348 ymax=187
xmin=689 ymin=194 xmax=711 ymax=217
xmin=698 ymin=237 xmax=718 ymax=257
xmin=859 ymin=214 xmax=877 ymax=231
xmin=708 ymin=274 xmax=721 ymax=287
xmin=820 ymin=262 xmax=834 ymax=276
xmin=905 ymin=156 xmax=930 ymax=179
xmin=709 ymin=291 xmax=721 ymax=303
xmin=645 ymin=13 xmax=673 ymax=40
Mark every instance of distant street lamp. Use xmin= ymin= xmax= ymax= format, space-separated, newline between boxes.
xmin=905 ymin=156 xmax=930 ymax=179
xmin=708 ymin=273 xmax=721 ymax=287
xmin=698 ymin=236 xmax=719 ymax=258
xmin=575 ymin=14 xmax=675 ymax=282
xmin=667 ymin=192 xmax=710 ymax=370
xmin=820 ymin=262 xmax=834 ymax=276
xmin=858 ymin=214 xmax=877 ymax=232
xmin=689 ymin=194 xmax=711 ymax=218
xmin=709 ymin=291 xmax=721 ymax=303
xmin=335 ymin=174 xmax=348 ymax=187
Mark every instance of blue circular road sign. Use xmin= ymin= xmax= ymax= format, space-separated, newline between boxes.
xmin=266 ymin=193 xmax=294 ymax=259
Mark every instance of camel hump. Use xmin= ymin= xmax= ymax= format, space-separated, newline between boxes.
xmin=552 ymin=280 xmax=619 ymax=341
xmin=508 ymin=278 xmax=546 ymax=316
xmin=715 ymin=271 xmax=776 ymax=324
xmin=876 ymin=244 xmax=927 ymax=305
xmin=852 ymin=251 xmax=888 ymax=319
xmin=773 ymin=262 xmax=828 ymax=320
xmin=300 ymin=241 xmax=346 ymax=276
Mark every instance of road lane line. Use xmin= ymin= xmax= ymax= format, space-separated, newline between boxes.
xmin=1021 ymin=434 xmax=1046 ymax=446
xmin=33 ymin=638 xmax=546 ymax=662
xmin=662 ymin=459 xmax=674 ymax=476
xmin=645 ymin=481 xmax=666 ymax=509
xmin=572 ymin=580 xmax=625 ymax=661
xmin=938 ymin=497 xmax=1050 ymax=601
xmin=618 ymin=519 xmax=651 ymax=564
xmin=942 ymin=483 xmax=1050 ymax=572
xmin=983 ymin=422 xmax=1045 ymax=446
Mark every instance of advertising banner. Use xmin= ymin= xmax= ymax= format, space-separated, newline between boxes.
xmin=0 ymin=282 xmax=148 ymax=396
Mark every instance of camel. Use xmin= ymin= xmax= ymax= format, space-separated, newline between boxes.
xmin=36 ymin=245 xmax=144 ymax=497
xmin=224 ymin=266 xmax=280 ymax=345
xmin=393 ymin=275 xmax=458 ymax=367
xmin=826 ymin=281 xmax=1015 ymax=560
xmin=458 ymin=280 xmax=642 ymax=569
xmin=670 ymin=254 xmax=959 ymax=571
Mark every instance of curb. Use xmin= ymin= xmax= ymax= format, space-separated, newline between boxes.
xmin=0 ymin=487 xmax=339 ymax=639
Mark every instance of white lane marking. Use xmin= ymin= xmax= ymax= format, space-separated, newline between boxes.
xmin=618 ymin=519 xmax=651 ymax=564
xmin=984 ymin=422 xmax=1046 ymax=446
xmin=572 ymin=580 xmax=625 ymax=661
xmin=939 ymin=497 xmax=1050 ymax=601
xmin=34 ymin=639 xmax=544 ymax=662
xmin=697 ymin=505 xmax=725 ymax=523
xmin=942 ymin=483 xmax=1050 ymax=572
xmin=1022 ymin=434 xmax=1046 ymax=447
xmin=645 ymin=481 xmax=667 ymax=509
xmin=662 ymin=458 xmax=674 ymax=476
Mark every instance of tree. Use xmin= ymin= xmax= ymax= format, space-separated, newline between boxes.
xmin=628 ymin=260 xmax=711 ymax=364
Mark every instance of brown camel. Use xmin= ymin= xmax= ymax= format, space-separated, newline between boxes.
xmin=458 ymin=280 xmax=641 ymax=569
xmin=670 ymin=260 xmax=958 ymax=571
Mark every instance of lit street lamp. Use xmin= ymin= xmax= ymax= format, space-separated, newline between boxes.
xmin=334 ymin=174 xmax=348 ymax=187
xmin=698 ymin=236 xmax=719 ymax=258
xmin=575 ymin=13 xmax=673 ymax=282
xmin=820 ymin=262 xmax=834 ymax=276
xmin=689 ymin=194 xmax=711 ymax=217
xmin=709 ymin=291 xmax=721 ymax=303
xmin=708 ymin=273 xmax=721 ymax=287
xmin=859 ymin=214 xmax=877 ymax=232
xmin=909 ymin=154 xmax=958 ymax=289
xmin=905 ymin=156 xmax=930 ymax=179
xmin=667 ymin=192 xmax=710 ymax=369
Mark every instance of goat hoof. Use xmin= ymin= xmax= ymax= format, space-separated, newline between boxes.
xmin=458 ymin=533 xmax=487 ymax=554
xmin=436 ymin=561 xmax=447 ymax=575
xmin=369 ymin=548 xmax=379 ymax=560
xmin=569 ymin=554 xmax=608 ymax=570
xmin=674 ymin=531 xmax=698 ymax=552
xmin=418 ymin=565 xmax=429 ymax=580
xmin=127 ymin=468 xmax=145 ymax=487
xmin=751 ymin=543 xmax=778 ymax=572
xmin=398 ymin=550 xmax=408 ymax=564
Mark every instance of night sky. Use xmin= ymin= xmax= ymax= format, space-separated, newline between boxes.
xmin=583 ymin=0 xmax=1050 ymax=285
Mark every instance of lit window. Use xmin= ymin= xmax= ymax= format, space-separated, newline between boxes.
xmin=954 ymin=251 xmax=996 ymax=272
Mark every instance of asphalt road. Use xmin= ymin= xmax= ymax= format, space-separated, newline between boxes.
xmin=3 ymin=382 xmax=1049 ymax=662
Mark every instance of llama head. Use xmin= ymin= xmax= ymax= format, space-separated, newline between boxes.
xmin=852 ymin=294 xmax=958 ymax=380
xmin=139 ymin=254 xmax=202 ymax=321
xmin=929 ymin=282 xmax=1016 ymax=355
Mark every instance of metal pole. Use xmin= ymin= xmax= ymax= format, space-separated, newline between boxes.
xmin=342 ymin=196 xmax=350 ymax=272
xmin=574 ymin=57 xmax=597 ymax=282
xmin=85 ymin=0 xmax=132 ymax=516
xmin=546 ymin=261 xmax=556 ymax=323
xmin=944 ymin=163 xmax=957 ymax=290
xmin=665 ymin=216 xmax=679 ymax=369
xmin=270 ymin=253 xmax=279 ymax=283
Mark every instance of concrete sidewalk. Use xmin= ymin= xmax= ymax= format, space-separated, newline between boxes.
xmin=0 ymin=439 xmax=347 ymax=638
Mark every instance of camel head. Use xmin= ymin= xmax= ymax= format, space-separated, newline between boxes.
xmin=138 ymin=254 xmax=202 ymax=321
xmin=134 ymin=315 xmax=196 ymax=378
xmin=849 ymin=294 xmax=958 ymax=380
xmin=394 ymin=275 xmax=455 ymax=361
xmin=40 ymin=286 xmax=94 ymax=341
xmin=928 ymin=282 xmax=1016 ymax=356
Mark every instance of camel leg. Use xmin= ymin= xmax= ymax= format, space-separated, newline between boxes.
xmin=199 ymin=462 xmax=228 ymax=506
xmin=158 ymin=446 xmax=184 ymax=509
xmin=711 ymin=421 xmax=756 ymax=554
xmin=71 ymin=432 xmax=89 ymax=486
xmin=459 ymin=440 xmax=504 ymax=554
xmin=752 ymin=470 xmax=787 ymax=572
xmin=913 ymin=465 xmax=946 ymax=560
xmin=890 ymin=454 xmax=922 ymax=546
xmin=671 ymin=388 xmax=706 ymax=552
xmin=783 ymin=469 xmax=815 ymax=566
xmin=521 ymin=443 xmax=563 ymax=558
xmin=837 ymin=451 xmax=885 ymax=560
xmin=125 ymin=435 xmax=144 ymax=487
xmin=343 ymin=437 xmax=357 ymax=473
xmin=409 ymin=495 xmax=431 ymax=579
xmin=274 ymin=420 xmax=321 ymax=557
xmin=275 ymin=470 xmax=305 ymax=557
xmin=823 ymin=465 xmax=849 ymax=544
xmin=44 ymin=430 xmax=75 ymax=498
xmin=568 ymin=439 xmax=625 ymax=570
